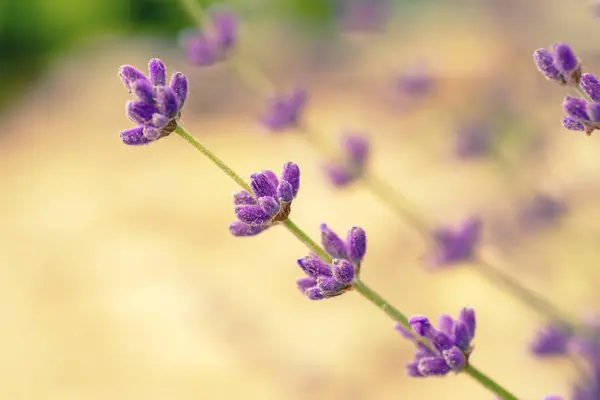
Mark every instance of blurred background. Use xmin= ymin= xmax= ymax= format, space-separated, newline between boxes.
xmin=2 ymin=0 xmax=600 ymax=398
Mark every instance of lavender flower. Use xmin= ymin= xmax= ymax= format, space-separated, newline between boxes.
xmin=118 ymin=58 xmax=188 ymax=145
xmin=295 ymin=224 xmax=366 ymax=300
xmin=337 ymin=0 xmax=389 ymax=32
xmin=183 ymin=9 xmax=237 ymax=66
xmin=454 ymin=122 xmax=492 ymax=159
xmin=428 ymin=217 xmax=481 ymax=267
xmin=518 ymin=193 xmax=567 ymax=231
xmin=229 ymin=162 xmax=300 ymax=236
xmin=320 ymin=224 xmax=367 ymax=264
xmin=296 ymin=254 xmax=356 ymax=300
xmin=260 ymin=88 xmax=308 ymax=131
xmin=533 ymin=43 xmax=580 ymax=85
xmin=530 ymin=322 xmax=573 ymax=355
xmin=396 ymin=308 xmax=476 ymax=377
xmin=561 ymin=95 xmax=600 ymax=135
xmin=397 ymin=64 xmax=433 ymax=98
xmin=324 ymin=133 xmax=369 ymax=187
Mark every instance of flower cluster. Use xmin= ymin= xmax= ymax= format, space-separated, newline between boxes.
xmin=324 ymin=133 xmax=370 ymax=187
xmin=229 ymin=162 xmax=300 ymax=237
xmin=296 ymin=224 xmax=366 ymax=300
xmin=395 ymin=308 xmax=476 ymax=377
xmin=119 ymin=59 xmax=188 ymax=145
xmin=183 ymin=9 xmax=237 ymax=66
xmin=533 ymin=43 xmax=580 ymax=86
xmin=260 ymin=88 xmax=308 ymax=131
xmin=429 ymin=217 xmax=481 ymax=267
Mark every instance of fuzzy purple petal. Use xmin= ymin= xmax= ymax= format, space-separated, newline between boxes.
xmin=148 ymin=58 xmax=167 ymax=86
xmin=235 ymin=204 xmax=271 ymax=226
xmin=120 ymin=126 xmax=152 ymax=145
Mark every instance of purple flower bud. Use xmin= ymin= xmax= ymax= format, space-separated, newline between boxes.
xmin=156 ymin=86 xmax=179 ymax=119
xmin=343 ymin=134 xmax=369 ymax=165
xmin=148 ymin=58 xmax=167 ymax=86
xmin=317 ymin=276 xmax=346 ymax=295
xmin=132 ymin=79 xmax=156 ymax=104
xmin=320 ymin=223 xmax=349 ymax=260
xmin=126 ymin=101 xmax=156 ymax=124
xmin=228 ymin=221 xmax=269 ymax=237
xmin=588 ymin=102 xmax=600 ymax=122
xmin=442 ymin=346 xmax=467 ymax=370
xmin=235 ymin=204 xmax=271 ymax=226
xmin=533 ymin=48 xmax=563 ymax=82
xmin=452 ymin=321 xmax=472 ymax=351
xmin=281 ymin=162 xmax=300 ymax=197
xmin=438 ymin=315 xmax=454 ymax=336
xmin=417 ymin=356 xmax=451 ymax=376
xmin=297 ymin=255 xmax=332 ymax=278
xmin=325 ymin=165 xmax=354 ymax=187
xmin=305 ymin=287 xmax=325 ymax=300
xmin=120 ymin=126 xmax=152 ymax=145
xmin=552 ymin=43 xmax=579 ymax=75
xmin=406 ymin=361 xmax=423 ymax=377
xmin=580 ymin=73 xmax=600 ymax=102
xmin=458 ymin=307 xmax=476 ymax=338
xmin=563 ymin=96 xmax=590 ymax=121
xmin=186 ymin=36 xmax=220 ymax=66
xmin=251 ymin=172 xmax=277 ymax=198
xmin=346 ymin=227 xmax=366 ymax=264
xmin=331 ymin=259 xmax=355 ymax=285
xmin=409 ymin=315 xmax=432 ymax=336
xmin=170 ymin=72 xmax=188 ymax=110
xmin=263 ymin=170 xmax=279 ymax=189
xmin=296 ymin=276 xmax=317 ymax=293
xmin=212 ymin=10 xmax=237 ymax=50
xmin=233 ymin=190 xmax=256 ymax=205
xmin=562 ymin=116 xmax=585 ymax=131
xmin=260 ymin=89 xmax=308 ymax=131
xmin=276 ymin=181 xmax=294 ymax=203
xmin=430 ymin=217 xmax=481 ymax=267
xmin=530 ymin=322 xmax=572 ymax=355
xmin=258 ymin=196 xmax=280 ymax=218
xmin=119 ymin=65 xmax=149 ymax=90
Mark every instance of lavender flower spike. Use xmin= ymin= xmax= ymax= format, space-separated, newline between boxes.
xmin=398 ymin=308 xmax=476 ymax=377
xmin=260 ymin=88 xmax=308 ymax=131
xmin=229 ymin=162 xmax=301 ymax=237
xmin=428 ymin=217 xmax=481 ymax=267
xmin=182 ymin=8 xmax=238 ymax=66
xmin=296 ymin=254 xmax=355 ymax=300
xmin=325 ymin=133 xmax=370 ymax=187
xmin=118 ymin=58 xmax=188 ymax=145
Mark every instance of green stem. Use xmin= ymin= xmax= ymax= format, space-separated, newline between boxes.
xmin=282 ymin=219 xmax=331 ymax=262
xmin=174 ymin=124 xmax=252 ymax=193
xmin=172 ymin=122 xmax=521 ymax=400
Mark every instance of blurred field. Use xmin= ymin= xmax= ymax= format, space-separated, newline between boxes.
xmin=2 ymin=1 xmax=600 ymax=399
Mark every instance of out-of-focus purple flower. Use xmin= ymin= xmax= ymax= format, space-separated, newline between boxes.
xmin=118 ymin=59 xmax=188 ymax=145
xmin=260 ymin=88 xmax=308 ymax=131
xmin=397 ymin=64 xmax=433 ymax=98
xmin=543 ymin=396 xmax=563 ymax=400
xmin=533 ymin=43 xmax=580 ymax=85
xmin=454 ymin=122 xmax=493 ymax=159
xmin=182 ymin=9 xmax=237 ymax=67
xmin=518 ymin=193 xmax=567 ymax=231
xmin=324 ymin=133 xmax=370 ymax=187
xmin=396 ymin=308 xmax=476 ymax=377
xmin=296 ymin=254 xmax=355 ymax=300
xmin=530 ymin=322 xmax=573 ymax=356
xmin=428 ymin=217 xmax=481 ymax=267
xmin=229 ymin=162 xmax=300 ymax=236
xmin=337 ymin=0 xmax=389 ymax=32
xmin=561 ymin=96 xmax=600 ymax=136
